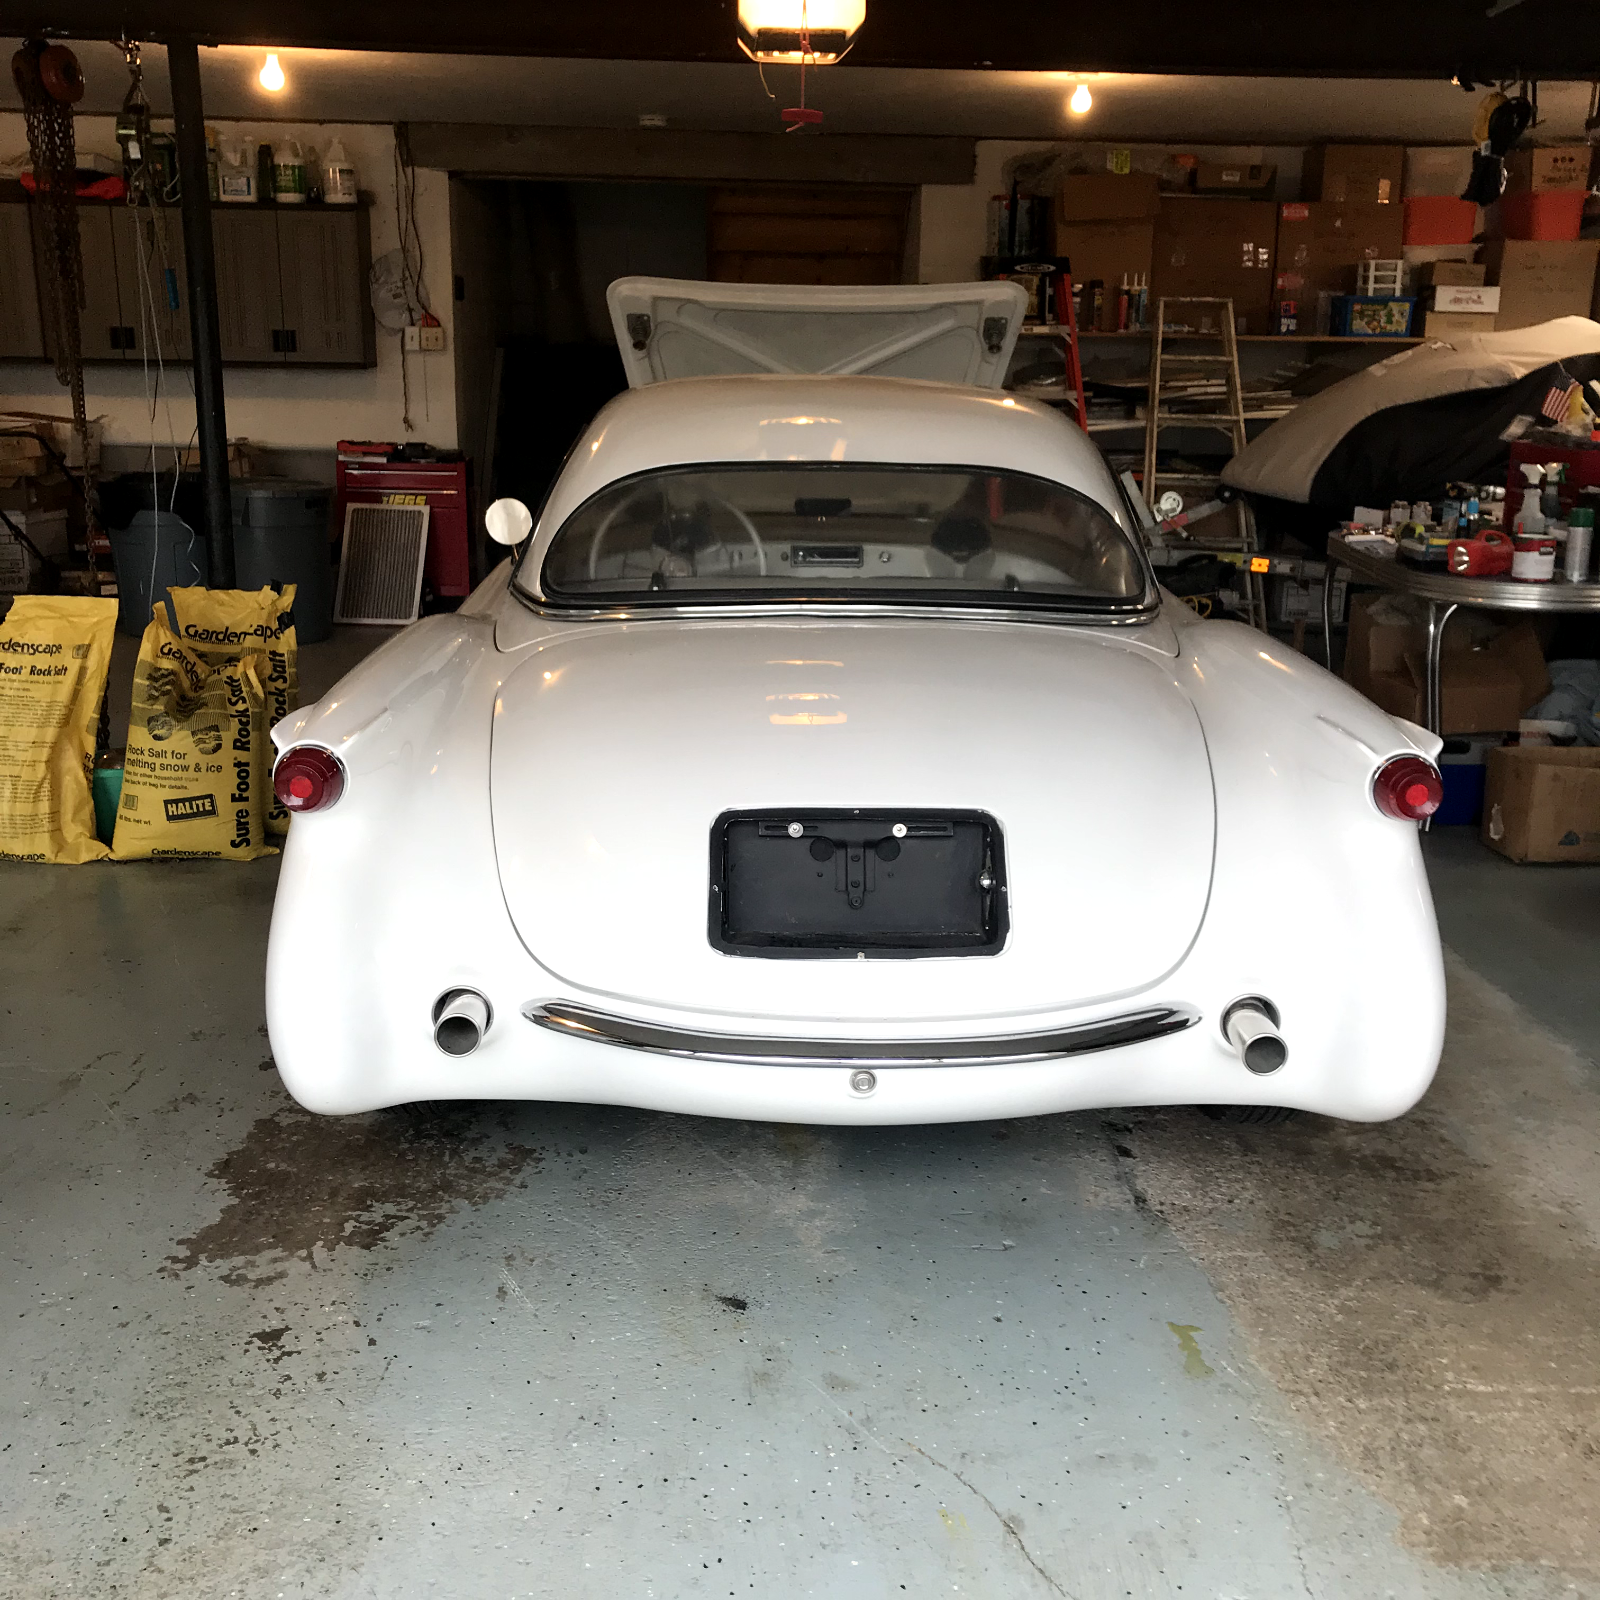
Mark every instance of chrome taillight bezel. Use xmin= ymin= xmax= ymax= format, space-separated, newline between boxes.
xmin=273 ymin=746 xmax=347 ymax=814
xmin=1372 ymin=754 xmax=1443 ymax=821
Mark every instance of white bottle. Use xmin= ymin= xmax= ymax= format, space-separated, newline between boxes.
xmin=322 ymin=137 xmax=358 ymax=205
xmin=217 ymin=140 xmax=255 ymax=203
xmin=1513 ymin=464 xmax=1546 ymax=536
xmin=273 ymin=139 xmax=307 ymax=203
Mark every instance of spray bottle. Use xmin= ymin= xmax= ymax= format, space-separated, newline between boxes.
xmin=1513 ymin=463 xmax=1546 ymax=535
xmin=1512 ymin=462 xmax=1556 ymax=581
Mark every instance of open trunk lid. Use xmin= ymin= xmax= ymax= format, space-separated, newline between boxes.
xmin=606 ymin=277 xmax=1029 ymax=390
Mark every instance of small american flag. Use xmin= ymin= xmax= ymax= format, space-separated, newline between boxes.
xmin=1542 ymin=379 xmax=1580 ymax=421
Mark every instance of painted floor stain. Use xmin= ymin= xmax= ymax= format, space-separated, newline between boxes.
xmin=1166 ymin=1321 xmax=1215 ymax=1378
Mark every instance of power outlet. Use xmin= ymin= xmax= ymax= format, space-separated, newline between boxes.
xmin=419 ymin=323 xmax=446 ymax=352
xmin=402 ymin=324 xmax=421 ymax=352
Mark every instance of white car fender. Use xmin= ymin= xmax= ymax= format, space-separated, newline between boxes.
xmin=1174 ymin=616 xmax=1445 ymax=1121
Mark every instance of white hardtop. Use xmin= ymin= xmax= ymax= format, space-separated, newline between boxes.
xmin=606 ymin=277 xmax=1029 ymax=390
xmin=518 ymin=374 xmax=1127 ymax=598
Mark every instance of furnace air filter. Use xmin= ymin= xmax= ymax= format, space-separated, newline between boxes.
xmin=334 ymin=503 xmax=429 ymax=625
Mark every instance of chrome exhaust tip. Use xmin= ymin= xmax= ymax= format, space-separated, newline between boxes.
xmin=433 ymin=989 xmax=491 ymax=1056
xmin=1222 ymin=997 xmax=1287 ymax=1076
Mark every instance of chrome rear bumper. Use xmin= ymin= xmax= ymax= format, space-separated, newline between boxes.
xmin=524 ymin=1001 xmax=1199 ymax=1068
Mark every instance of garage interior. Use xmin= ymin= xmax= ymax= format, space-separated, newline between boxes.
xmin=3 ymin=4 xmax=1600 ymax=1595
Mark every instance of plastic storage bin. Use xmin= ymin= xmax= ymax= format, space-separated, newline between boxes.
xmin=1497 ymin=190 xmax=1585 ymax=243
xmin=231 ymin=481 xmax=335 ymax=643
xmin=1329 ymin=295 xmax=1416 ymax=337
xmin=1403 ymin=196 xmax=1478 ymax=245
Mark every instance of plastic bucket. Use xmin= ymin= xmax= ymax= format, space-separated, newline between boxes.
xmin=230 ymin=481 xmax=334 ymax=643
xmin=92 ymin=764 xmax=123 ymax=845
xmin=107 ymin=510 xmax=209 ymax=637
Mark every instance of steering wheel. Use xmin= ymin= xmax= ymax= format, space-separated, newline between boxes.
xmin=703 ymin=494 xmax=768 ymax=578
xmin=586 ymin=489 xmax=767 ymax=582
xmin=586 ymin=489 xmax=642 ymax=582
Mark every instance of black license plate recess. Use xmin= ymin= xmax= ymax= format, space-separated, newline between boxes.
xmin=710 ymin=810 xmax=1007 ymax=958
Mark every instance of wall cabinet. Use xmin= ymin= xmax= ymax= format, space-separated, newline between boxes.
xmin=17 ymin=198 xmax=375 ymax=369
xmin=213 ymin=209 xmax=282 ymax=362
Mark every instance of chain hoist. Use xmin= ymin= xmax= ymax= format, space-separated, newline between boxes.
xmin=10 ymin=39 xmax=101 ymax=575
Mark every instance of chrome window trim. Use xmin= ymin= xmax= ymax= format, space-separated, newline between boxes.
xmin=524 ymin=1000 xmax=1199 ymax=1068
xmin=507 ymin=590 xmax=1163 ymax=629
xmin=517 ymin=458 xmax=1159 ymax=617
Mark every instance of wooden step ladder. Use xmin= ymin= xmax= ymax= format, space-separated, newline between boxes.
xmin=1141 ymin=296 xmax=1266 ymax=630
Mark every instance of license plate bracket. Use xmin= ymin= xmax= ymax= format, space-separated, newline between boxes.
xmin=709 ymin=809 xmax=1007 ymax=958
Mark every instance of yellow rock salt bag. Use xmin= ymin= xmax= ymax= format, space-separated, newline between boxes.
xmin=167 ymin=585 xmax=298 ymax=833
xmin=112 ymin=606 xmax=277 ymax=862
xmin=0 ymin=594 xmax=117 ymax=864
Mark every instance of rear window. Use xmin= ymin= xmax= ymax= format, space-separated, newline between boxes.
xmin=529 ymin=463 xmax=1148 ymax=611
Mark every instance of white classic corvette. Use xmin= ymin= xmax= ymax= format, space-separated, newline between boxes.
xmin=267 ymin=279 xmax=1446 ymax=1125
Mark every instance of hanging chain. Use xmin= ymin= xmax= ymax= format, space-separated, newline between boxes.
xmin=11 ymin=39 xmax=101 ymax=575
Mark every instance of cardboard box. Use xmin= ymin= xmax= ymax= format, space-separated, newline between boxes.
xmin=1267 ymin=573 xmax=1347 ymax=628
xmin=1273 ymin=202 xmax=1407 ymax=315
xmin=1055 ymin=172 xmax=1161 ymax=224
xmin=1303 ymin=144 xmax=1406 ymax=205
xmin=1503 ymin=145 xmax=1592 ymax=194
xmin=0 ymin=477 xmax=75 ymax=518
xmin=1482 ymin=746 xmax=1600 ymax=862
xmin=1344 ymin=597 xmax=1550 ymax=735
xmin=1415 ymin=260 xmax=1487 ymax=289
xmin=1151 ymin=199 xmax=1276 ymax=334
xmin=1481 ymin=238 xmax=1600 ymax=330
xmin=1404 ymin=146 xmax=1475 ymax=198
xmin=1422 ymin=309 xmax=1498 ymax=337
xmin=1433 ymin=284 xmax=1500 ymax=313
xmin=1194 ymin=162 xmax=1276 ymax=198
xmin=0 ymin=411 xmax=102 ymax=476
xmin=1052 ymin=221 xmax=1153 ymax=329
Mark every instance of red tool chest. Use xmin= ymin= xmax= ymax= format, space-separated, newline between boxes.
xmin=335 ymin=456 xmax=472 ymax=598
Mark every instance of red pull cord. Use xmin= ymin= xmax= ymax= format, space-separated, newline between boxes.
xmin=782 ymin=0 xmax=823 ymax=131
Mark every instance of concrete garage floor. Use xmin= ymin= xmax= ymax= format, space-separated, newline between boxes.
xmin=3 ymin=702 xmax=1599 ymax=1595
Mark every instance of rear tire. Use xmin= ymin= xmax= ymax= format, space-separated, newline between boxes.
xmin=1199 ymin=1104 xmax=1301 ymax=1126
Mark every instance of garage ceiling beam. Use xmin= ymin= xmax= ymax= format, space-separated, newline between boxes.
xmin=406 ymin=125 xmax=975 ymax=186
xmin=12 ymin=0 xmax=1598 ymax=78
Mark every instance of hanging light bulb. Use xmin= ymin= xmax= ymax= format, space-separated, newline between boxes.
xmin=1069 ymin=81 xmax=1093 ymax=115
xmin=259 ymin=53 xmax=286 ymax=92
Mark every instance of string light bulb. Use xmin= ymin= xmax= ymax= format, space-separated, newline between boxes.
xmin=259 ymin=53 xmax=285 ymax=92
xmin=1069 ymin=81 xmax=1092 ymax=115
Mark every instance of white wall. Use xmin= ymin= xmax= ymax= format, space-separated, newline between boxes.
xmin=0 ymin=116 xmax=456 ymax=463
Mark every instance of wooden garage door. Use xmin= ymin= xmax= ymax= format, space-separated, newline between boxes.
xmin=708 ymin=186 xmax=911 ymax=285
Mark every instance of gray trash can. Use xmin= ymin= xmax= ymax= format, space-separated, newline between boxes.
xmin=108 ymin=510 xmax=209 ymax=637
xmin=231 ymin=480 xmax=335 ymax=644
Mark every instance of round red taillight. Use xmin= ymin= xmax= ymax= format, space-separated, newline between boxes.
xmin=1372 ymin=755 xmax=1443 ymax=821
xmin=273 ymin=746 xmax=345 ymax=814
